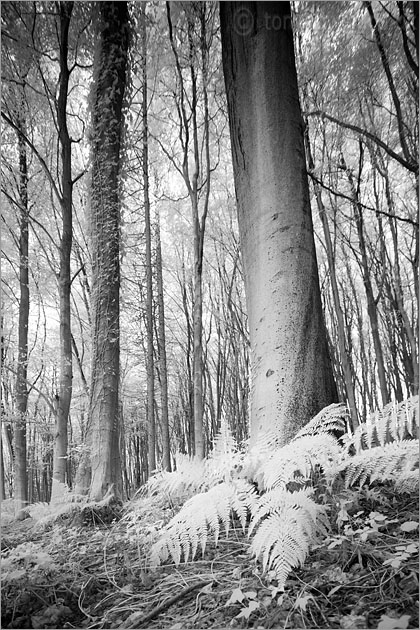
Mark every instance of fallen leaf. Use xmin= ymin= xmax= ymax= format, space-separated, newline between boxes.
xmin=400 ymin=521 xmax=419 ymax=532
xmin=225 ymin=588 xmax=245 ymax=606
xmin=236 ymin=600 xmax=260 ymax=619
xmin=295 ymin=594 xmax=314 ymax=612
xmin=377 ymin=614 xmax=411 ymax=629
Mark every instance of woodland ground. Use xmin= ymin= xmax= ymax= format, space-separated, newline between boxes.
xmin=1 ymin=482 xmax=418 ymax=630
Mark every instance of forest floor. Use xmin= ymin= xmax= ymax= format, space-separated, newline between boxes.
xmin=1 ymin=482 xmax=418 ymax=630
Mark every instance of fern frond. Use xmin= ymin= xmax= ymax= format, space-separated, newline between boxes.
xmin=293 ymin=403 xmax=349 ymax=440
xmin=248 ymin=488 xmax=328 ymax=590
xmin=149 ymin=480 xmax=257 ymax=568
xmin=332 ymin=440 xmax=419 ymax=488
xmin=348 ymin=396 xmax=419 ymax=453
xmin=146 ymin=421 xmax=243 ymax=501
xmin=394 ymin=470 xmax=419 ymax=494
xmin=260 ymin=433 xmax=343 ymax=491
xmin=251 ymin=403 xmax=348 ymax=456
xmin=206 ymin=419 xmax=243 ymax=485
xmin=145 ymin=453 xmax=206 ymax=500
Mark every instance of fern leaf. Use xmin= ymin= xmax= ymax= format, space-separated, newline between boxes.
xmin=248 ymin=488 xmax=328 ymax=590
xmin=149 ymin=480 xmax=257 ymax=568
xmin=332 ymin=440 xmax=419 ymax=488
xmin=146 ymin=453 xmax=207 ymax=500
xmin=394 ymin=470 xmax=419 ymax=494
xmin=349 ymin=396 xmax=419 ymax=452
xmin=293 ymin=403 xmax=348 ymax=440
xmin=261 ymin=433 xmax=343 ymax=491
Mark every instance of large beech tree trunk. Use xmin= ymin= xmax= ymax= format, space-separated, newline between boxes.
xmin=221 ymin=2 xmax=337 ymax=446
xmin=78 ymin=1 xmax=129 ymax=500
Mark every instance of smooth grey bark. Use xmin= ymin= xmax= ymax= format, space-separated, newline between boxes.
xmin=221 ymin=1 xmax=337 ymax=446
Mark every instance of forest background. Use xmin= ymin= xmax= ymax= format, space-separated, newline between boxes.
xmin=1 ymin=0 xmax=418 ymax=510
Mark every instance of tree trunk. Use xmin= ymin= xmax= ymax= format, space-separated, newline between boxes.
xmin=79 ymin=1 xmax=129 ymax=501
xmin=15 ymin=111 xmax=30 ymax=515
xmin=221 ymin=1 xmax=337 ymax=446
xmin=51 ymin=1 xmax=74 ymax=503
xmin=155 ymin=210 xmax=171 ymax=471
xmin=166 ymin=4 xmax=211 ymax=459
xmin=140 ymin=7 xmax=156 ymax=475
xmin=305 ymin=132 xmax=358 ymax=429
xmin=343 ymin=150 xmax=390 ymax=407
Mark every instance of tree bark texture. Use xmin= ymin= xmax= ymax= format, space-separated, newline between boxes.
xmin=221 ymin=1 xmax=337 ymax=446
xmin=51 ymin=1 xmax=74 ymax=502
xmin=85 ymin=1 xmax=129 ymax=500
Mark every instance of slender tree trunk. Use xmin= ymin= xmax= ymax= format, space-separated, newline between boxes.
xmin=1 ymin=441 xmax=6 ymax=501
xmin=192 ymin=242 xmax=204 ymax=457
xmin=140 ymin=7 xmax=156 ymax=474
xmin=155 ymin=211 xmax=171 ymax=471
xmin=166 ymin=4 xmax=211 ymax=459
xmin=305 ymin=133 xmax=358 ymax=428
xmin=77 ymin=1 xmax=129 ymax=501
xmin=15 ymin=112 xmax=30 ymax=516
xmin=343 ymin=151 xmax=390 ymax=407
xmin=51 ymin=1 xmax=74 ymax=502
xmin=221 ymin=2 xmax=337 ymax=446
xmin=364 ymin=1 xmax=414 ymax=167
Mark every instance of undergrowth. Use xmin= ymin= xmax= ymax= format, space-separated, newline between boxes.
xmin=128 ymin=396 xmax=419 ymax=591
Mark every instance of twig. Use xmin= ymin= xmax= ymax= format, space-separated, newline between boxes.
xmin=124 ymin=579 xmax=212 ymax=628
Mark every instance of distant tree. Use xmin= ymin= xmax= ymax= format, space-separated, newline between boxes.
xmin=221 ymin=1 xmax=337 ymax=446
xmin=51 ymin=0 xmax=74 ymax=502
xmin=164 ymin=2 xmax=214 ymax=458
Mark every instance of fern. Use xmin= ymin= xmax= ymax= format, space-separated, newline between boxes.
xmin=145 ymin=453 xmax=207 ymax=501
xmin=347 ymin=396 xmax=419 ymax=453
xmin=260 ymin=433 xmax=343 ymax=491
xmin=149 ymin=480 xmax=257 ymax=568
xmin=145 ymin=419 xmax=244 ymax=502
xmin=293 ymin=402 xmax=349 ymax=439
xmin=248 ymin=488 xmax=329 ymax=590
xmin=331 ymin=440 xmax=419 ymax=489
xmin=394 ymin=470 xmax=419 ymax=494
xmin=145 ymin=397 xmax=418 ymax=595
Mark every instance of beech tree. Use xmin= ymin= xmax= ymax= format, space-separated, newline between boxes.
xmin=75 ymin=1 xmax=130 ymax=500
xmin=221 ymin=1 xmax=337 ymax=446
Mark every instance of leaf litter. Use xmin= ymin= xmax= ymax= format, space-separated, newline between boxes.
xmin=1 ymin=480 xmax=418 ymax=629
